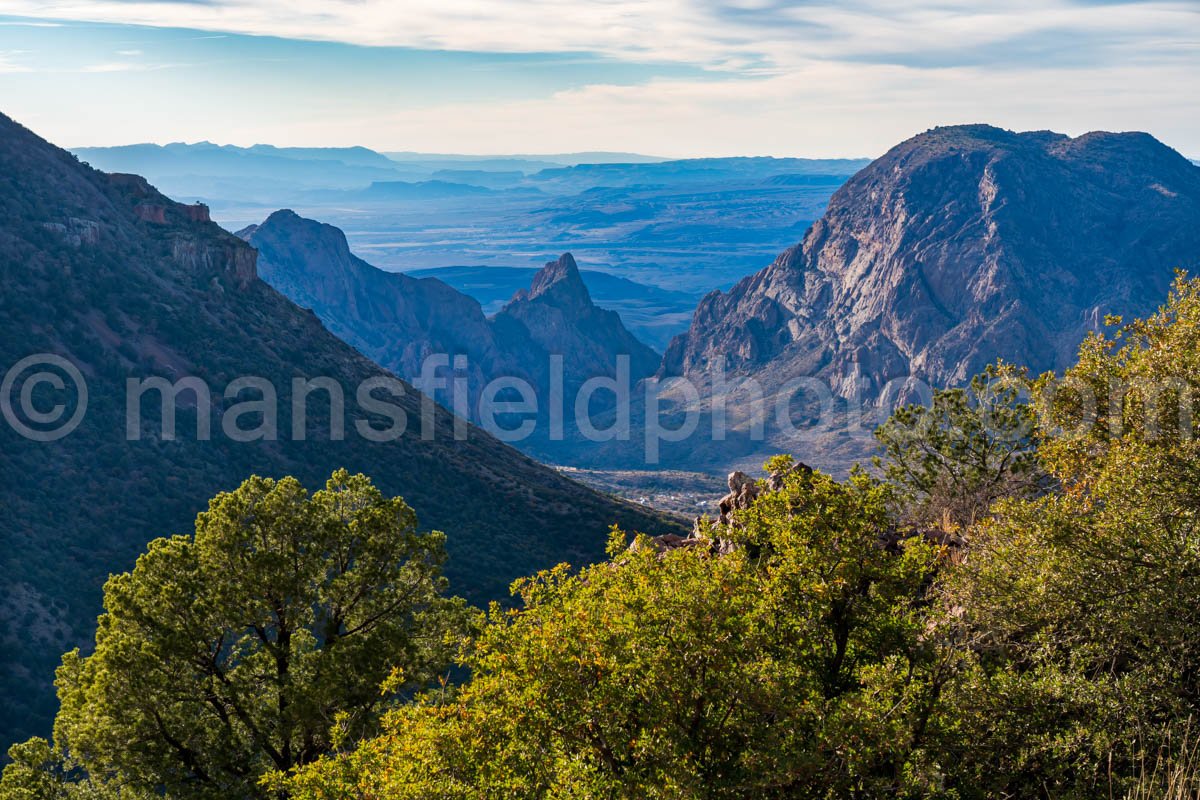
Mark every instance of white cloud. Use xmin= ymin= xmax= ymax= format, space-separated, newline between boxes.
xmin=77 ymin=60 xmax=182 ymax=72
xmin=228 ymin=57 xmax=1200 ymax=158
xmin=0 ymin=49 xmax=30 ymax=72
xmin=0 ymin=0 xmax=1194 ymax=72
xmin=1 ymin=0 xmax=1196 ymax=155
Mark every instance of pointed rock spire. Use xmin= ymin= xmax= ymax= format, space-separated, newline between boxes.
xmin=527 ymin=253 xmax=592 ymax=310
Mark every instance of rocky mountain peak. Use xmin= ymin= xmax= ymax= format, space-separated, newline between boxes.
xmin=253 ymin=209 xmax=354 ymax=263
xmin=663 ymin=124 xmax=1200 ymax=405
xmin=498 ymin=252 xmax=661 ymax=389
xmin=519 ymin=253 xmax=592 ymax=311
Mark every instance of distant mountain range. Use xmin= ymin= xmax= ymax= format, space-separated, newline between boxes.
xmin=72 ymin=143 xmax=849 ymax=200
xmin=383 ymin=150 xmax=669 ymax=166
xmin=0 ymin=115 xmax=680 ymax=747
xmin=70 ymin=143 xmax=866 ymax=294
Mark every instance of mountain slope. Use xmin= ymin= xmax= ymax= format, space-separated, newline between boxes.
xmin=240 ymin=209 xmax=518 ymax=402
xmin=663 ymin=125 xmax=1200 ymax=399
xmin=0 ymin=113 xmax=681 ymax=746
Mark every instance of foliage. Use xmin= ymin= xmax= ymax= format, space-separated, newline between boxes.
xmin=0 ymin=738 xmax=124 ymax=800
xmin=281 ymin=465 xmax=946 ymax=799
xmin=933 ymin=276 xmax=1200 ymax=798
xmin=873 ymin=364 xmax=1044 ymax=530
xmin=6 ymin=470 xmax=466 ymax=800
xmin=0 ymin=117 xmax=681 ymax=746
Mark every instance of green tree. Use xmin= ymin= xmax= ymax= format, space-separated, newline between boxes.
xmin=33 ymin=470 xmax=463 ymax=800
xmin=0 ymin=738 xmax=122 ymax=800
xmin=283 ymin=463 xmax=948 ymax=800
xmin=933 ymin=276 xmax=1200 ymax=798
xmin=874 ymin=364 xmax=1043 ymax=530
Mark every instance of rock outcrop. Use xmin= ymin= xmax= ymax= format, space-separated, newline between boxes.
xmin=636 ymin=461 xmax=813 ymax=555
xmin=637 ymin=459 xmax=964 ymax=561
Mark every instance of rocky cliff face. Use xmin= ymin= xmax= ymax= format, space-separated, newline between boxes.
xmin=663 ymin=125 xmax=1200 ymax=400
xmin=242 ymin=210 xmax=512 ymax=402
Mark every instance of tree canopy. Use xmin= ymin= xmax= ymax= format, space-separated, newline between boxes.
xmin=11 ymin=470 xmax=464 ymax=800
xmin=14 ymin=279 xmax=1200 ymax=799
xmin=283 ymin=464 xmax=946 ymax=800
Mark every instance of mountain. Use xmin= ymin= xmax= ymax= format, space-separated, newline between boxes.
xmin=73 ymin=143 xmax=417 ymax=193
xmin=240 ymin=210 xmax=528 ymax=414
xmin=241 ymin=212 xmax=661 ymax=432
xmin=495 ymin=254 xmax=662 ymax=388
xmin=382 ymin=151 xmax=668 ymax=166
xmin=79 ymin=143 xmax=860 ymax=295
xmin=0 ymin=114 xmax=681 ymax=747
xmin=663 ymin=125 xmax=1200 ymax=405
xmin=356 ymin=180 xmax=498 ymax=200
xmin=528 ymin=157 xmax=868 ymax=193
xmin=407 ymin=265 xmax=702 ymax=351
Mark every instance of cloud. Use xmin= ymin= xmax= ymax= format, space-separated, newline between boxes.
xmin=232 ymin=55 xmax=1200 ymax=158
xmin=0 ymin=49 xmax=31 ymax=72
xmin=1 ymin=0 xmax=1195 ymax=157
xmin=77 ymin=60 xmax=183 ymax=71
xmin=0 ymin=0 xmax=1194 ymax=74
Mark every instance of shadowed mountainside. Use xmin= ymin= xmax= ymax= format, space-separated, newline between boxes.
xmin=0 ymin=113 xmax=682 ymax=747
xmin=242 ymin=211 xmax=660 ymax=426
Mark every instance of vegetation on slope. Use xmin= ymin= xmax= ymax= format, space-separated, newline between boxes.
xmin=11 ymin=277 xmax=1200 ymax=798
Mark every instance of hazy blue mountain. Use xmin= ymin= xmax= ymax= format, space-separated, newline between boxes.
xmin=242 ymin=211 xmax=661 ymax=425
xmin=72 ymin=142 xmax=863 ymax=294
xmin=408 ymin=265 xmax=701 ymax=351
xmin=430 ymin=169 xmax=528 ymax=188
xmin=73 ymin=142 xmax=417 ymax=192
xmin=383 ymin=151 xmax=668 ymax=166
xmin=356 ymin=180 xmax=498 ymax=200
xmin=237 ymin=169 xmax=855 ymax=294
xmin=528 ymin=157 xmax=867 ymax=193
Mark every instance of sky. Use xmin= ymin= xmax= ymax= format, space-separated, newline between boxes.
xmin=0 ymin=0 xmax=1197 ymax=158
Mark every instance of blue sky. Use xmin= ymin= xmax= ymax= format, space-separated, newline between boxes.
xmin=0 ymin=1 xmax=1196 ymax=157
